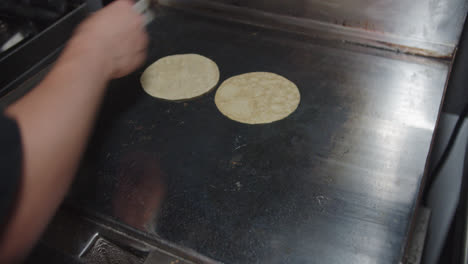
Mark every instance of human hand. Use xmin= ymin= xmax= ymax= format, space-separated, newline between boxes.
xmin=73 ymin=0 xmax=149 ymax=79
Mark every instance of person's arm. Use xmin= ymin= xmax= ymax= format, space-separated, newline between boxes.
xmin=0 ymin=0 xmax=148 ymax=262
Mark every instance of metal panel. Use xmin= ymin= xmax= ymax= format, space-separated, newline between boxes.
xmin=68 ymin=7 xmax=449 ymax=263
xmin=207 ymin=0 xmax=468 ymax=45
xmin=158 ymin=0 xmax=468 ymax=58
xmin=39 ymin=209 xmax=217 ymax=263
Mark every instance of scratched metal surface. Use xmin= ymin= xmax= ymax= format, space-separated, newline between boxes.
xmin=172 ymin=0 xmax=468 ymax=57
xmin=69 ymin=7 xmax=449 ymax=264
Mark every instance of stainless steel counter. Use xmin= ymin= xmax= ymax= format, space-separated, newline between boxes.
xmin=63 ymin=4 xmax=457 ymax=263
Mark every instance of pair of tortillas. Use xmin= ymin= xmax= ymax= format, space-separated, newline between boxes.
xmin=140 ymin=54 xmax=300 ymax=124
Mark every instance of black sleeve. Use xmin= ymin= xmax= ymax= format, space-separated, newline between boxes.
xmin=0 ymin=113 xmax=22 ymax=233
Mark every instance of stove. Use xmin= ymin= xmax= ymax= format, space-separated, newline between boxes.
xmin=0 ymin=0 xmax=86 ymax=98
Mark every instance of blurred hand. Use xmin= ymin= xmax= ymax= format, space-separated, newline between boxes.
xmin=73 ymin=0 xmax=149 ymax=79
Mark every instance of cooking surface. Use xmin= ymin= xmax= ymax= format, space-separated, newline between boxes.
xmin=69 ymin=7 xmax=449 ymax=263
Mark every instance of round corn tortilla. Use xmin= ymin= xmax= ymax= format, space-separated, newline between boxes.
xmin=140 ymin=54 xmax=220 ymax=100
xmin=215 ymin=72 xmax=300 ymax=124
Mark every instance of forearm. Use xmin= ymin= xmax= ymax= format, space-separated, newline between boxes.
xmin=0 ymin=1 xmax=147 ymax=260
xmin=1 ymin=35 xmax=111 ymax=262
xmin=8 ymin=35 xmax=111 ymax=175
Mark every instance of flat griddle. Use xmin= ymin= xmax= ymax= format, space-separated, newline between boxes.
xmin=69 ymin=7 xmax=449 ymax=264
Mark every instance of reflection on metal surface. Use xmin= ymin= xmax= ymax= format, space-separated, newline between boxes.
xmin=111 ymin=151 xmax=166 ymax=232
xmin=78 ymin=233 xmax=100 ymax=258
xmin=41 ymin=209 xmax=218 ymax=263
xmin=159 ymin=0 xmax=467 ymax=58
xmin=209 ymin=0 xmax=467 ymax=44
xmin=144 ymin=251 xmax=192 ymax=264
xmin=403 ymin=207 xmax=431 ymax=264
xmin=69 ymin=6 xmax=450 ymax=264
xmin=80 ymin=237 xmax=144 ymax=264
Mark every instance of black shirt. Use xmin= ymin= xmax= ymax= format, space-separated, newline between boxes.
xmin=0 ymin=113 xmax=22 ymax=233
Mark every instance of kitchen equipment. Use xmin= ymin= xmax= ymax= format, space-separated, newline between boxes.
xmin=133 ymin=0 xmax=155 ymax=25
xmin=2 ymin=0 xmax=468 ymax=263
xmin=0 ymin=0 xmax=86 ymax=97
xmin=64 ymin=1 xmax=467 ymax=263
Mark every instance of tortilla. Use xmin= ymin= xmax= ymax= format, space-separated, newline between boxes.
xmin=215 ymin=72 xmax=300 ymax=124
xmin=140 ymin=54 xmax=220 ymax=100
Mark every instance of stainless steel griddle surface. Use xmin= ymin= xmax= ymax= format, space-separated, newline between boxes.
xmin=69 ymin=7 xmax=449 ymax=264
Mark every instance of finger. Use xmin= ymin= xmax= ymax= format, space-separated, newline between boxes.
xmin=129 ymin=27 xmax=149 ymax=52
xmin=116 ymin=0 xmax=134 ymax=8
xmin=133 ymin=10 xmax=146 ymax=26
xmin=108 ymin=0 xmax=134 ymax=14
